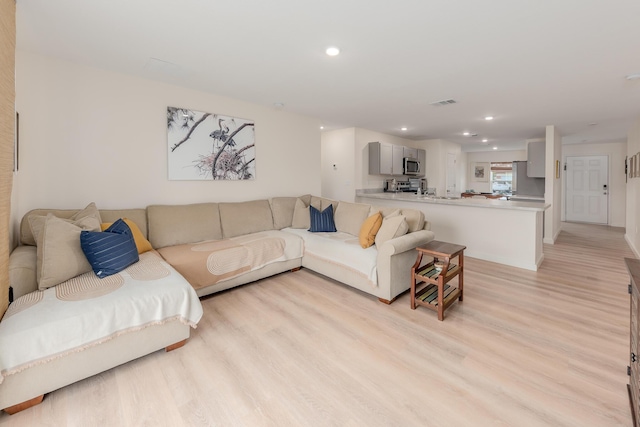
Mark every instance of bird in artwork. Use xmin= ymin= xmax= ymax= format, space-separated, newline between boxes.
xmin=209 ymin=118 xmax=237 ymax=146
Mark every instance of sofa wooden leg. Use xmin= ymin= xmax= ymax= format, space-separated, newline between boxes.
xmin=3 ymin=395 xmax=44 ymax=415
xmin=290 ymin=267 xmax=301 ymax=272
xmin=165 ymin=339 xmax=187 ymax=352
xmin=378 ymin=297 xmax=396 ymax=305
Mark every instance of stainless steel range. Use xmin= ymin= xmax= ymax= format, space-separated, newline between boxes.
xmin=384 ymin=178 xmax=427 ymax=193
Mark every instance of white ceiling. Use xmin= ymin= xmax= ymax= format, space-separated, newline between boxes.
xmin=16 ymin=0 xmax=640 ymax=152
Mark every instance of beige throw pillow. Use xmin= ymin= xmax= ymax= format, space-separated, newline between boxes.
xmin=400 ymin=209 xmax=425 ymax=232
xmin=374 ymin=215 xmax=409 ymax=247
xmin=291 ymin=198 xmax=310 ymax=229
xmin=29 ymin=213 xmax=101 ymax=290
xmin=21 ymin=202 xmax=102 ymax=246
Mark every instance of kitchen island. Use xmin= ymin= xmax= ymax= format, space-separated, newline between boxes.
xmin=356 ymin=191 xmax=549 ymax=271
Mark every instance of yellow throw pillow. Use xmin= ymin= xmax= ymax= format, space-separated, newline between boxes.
xmin=359 ymin=212 xmax=383 ymax=248
xmin=101 ymin=218 xmax=153 ymax=254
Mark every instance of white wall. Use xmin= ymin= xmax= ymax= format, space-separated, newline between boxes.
xmin=417 ymin=139 xmax=463 ymax=196
xmin=561 ymin=141 xmax=627 ymax=227
xmin=14 ymin=51 xmax=321 ymax=234
xmin=543 ymin=126 xmax=562 ymax=244
xmin=321 ymin=127 xmax=417 ymax=198
xmin=627 ymin=117 xmax=640 ymax=256
xmin=464 ymin=150 xmax=527 ymax=193
xmin=321 ymin=128 xmax=356 ymax=202
xmin=322 ymin=128 xmax=464 ymax=201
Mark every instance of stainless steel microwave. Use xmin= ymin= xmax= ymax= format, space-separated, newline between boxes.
xmin=403 ymin=157 xmax=420 ymax=175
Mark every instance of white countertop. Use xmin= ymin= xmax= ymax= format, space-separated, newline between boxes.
xmin=356 ymin=191 xmax=550 ymax=211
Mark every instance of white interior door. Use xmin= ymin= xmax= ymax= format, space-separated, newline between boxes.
xmin=446 ymin=153 xmax=457 ymax=195
xmin=565 ymin=155 xmax=608 ymax=224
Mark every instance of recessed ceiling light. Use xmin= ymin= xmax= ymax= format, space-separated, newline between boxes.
xmin=463 ymin=132 xmax=470 ymax=136
xmin=492 ymin=146 xmax=498 ymax=150
xmin=273 ymin=102 xmax=284 ymax=109
xmin=482 ymin=139 xmax=488 ymax=143
xmin=626 ymin=73 xmax=640 ymax=80
xmin=326 ymin=46 xmax=340 ymax=56
xmin=485 ymin=116 xmax=494 ymax=121
xmin=401 ymin=127 xmax=407 ymax=131
xmin=588 ymin=122 xmax=597 ymax=126
xmin=320 ymin=126 xmax=324 ymax=130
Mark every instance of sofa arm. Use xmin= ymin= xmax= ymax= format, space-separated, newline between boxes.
xmin=375 ymin=230 xmax=435 ymax=302
xmin=9 ymin=246 xmax=38 ymax=301
xmin=377 ymin=230 xmax=436 ymax=257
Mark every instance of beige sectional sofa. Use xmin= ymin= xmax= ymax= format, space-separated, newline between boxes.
xmin=1 ymin=194 xmax=434 ymax=414
xmin=146 ymin=195 xmax=434 ymax=303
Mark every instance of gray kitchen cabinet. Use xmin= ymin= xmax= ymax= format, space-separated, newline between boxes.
xmin=403 ymin=146 xmax=418 ymax=159
xmin=527 ymin=140 xmax=546 ymax=178
xmin=392 ymin=145 xmax=404 ymax=175
xmin=369 ymin=142 xmax=405 ymax=175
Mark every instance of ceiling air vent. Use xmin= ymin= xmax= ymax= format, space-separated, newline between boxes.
xmin=430 ymin=99 xmax=457 ymax=107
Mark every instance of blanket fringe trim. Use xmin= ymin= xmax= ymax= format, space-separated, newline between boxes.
xmin=0 ymin=315 xmax=197 ymax=384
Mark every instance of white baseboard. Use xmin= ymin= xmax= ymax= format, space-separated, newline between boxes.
xmin=543 ymin=223 xmax=562 ymax=245
xmin=625 ymin=234 xmax=640 ymax=258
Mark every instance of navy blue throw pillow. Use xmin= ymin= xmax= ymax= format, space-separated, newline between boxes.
xmin=80 ymin=218 xmax=139 ymax=278
xmin=309 ymin=205 xmax=337 ymax=232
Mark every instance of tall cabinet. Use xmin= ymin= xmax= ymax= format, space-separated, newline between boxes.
xmin=627 ymin=257 xmax=640 ymax=427
xmin=527 ymin=140 xmax=546 ymax=178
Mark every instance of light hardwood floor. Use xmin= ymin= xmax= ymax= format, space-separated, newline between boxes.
xmin=0 ymin=222 xmax=636 ymax=426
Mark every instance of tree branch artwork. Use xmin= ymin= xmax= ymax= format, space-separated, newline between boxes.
xmin=167 ymin=106 xmax=256 ymax=180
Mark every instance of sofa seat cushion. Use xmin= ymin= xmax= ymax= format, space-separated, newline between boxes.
xmin=157 ymin=230 xmax=304 ymax=290
xmin=0 ymin=251 xmax=203 ymax=384
xmin=283 ymin=228 xmax=378 ymax=286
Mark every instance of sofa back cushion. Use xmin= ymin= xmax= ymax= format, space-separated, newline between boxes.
xmin=270 ymin=197 xmax=298 ymax=229
xmin=147 ymin=203 xmax=222 ymax=249
xmin=334 ymin=201 xmax=372 ymax=236
xmin=219 ymin=199 xmax=275 ymax=238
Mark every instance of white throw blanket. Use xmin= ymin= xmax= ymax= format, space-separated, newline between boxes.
xmin=283 ymin=228 xmax=378 ymax=286
xmin=0 ymin=251 xmax=203 ymax=384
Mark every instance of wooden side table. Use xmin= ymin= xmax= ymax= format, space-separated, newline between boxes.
xmin=411 ymin=240 xmax=466 ymax=321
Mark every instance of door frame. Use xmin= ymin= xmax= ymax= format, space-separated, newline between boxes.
xmin=563 ymin=155 xmax=609 ymax=224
